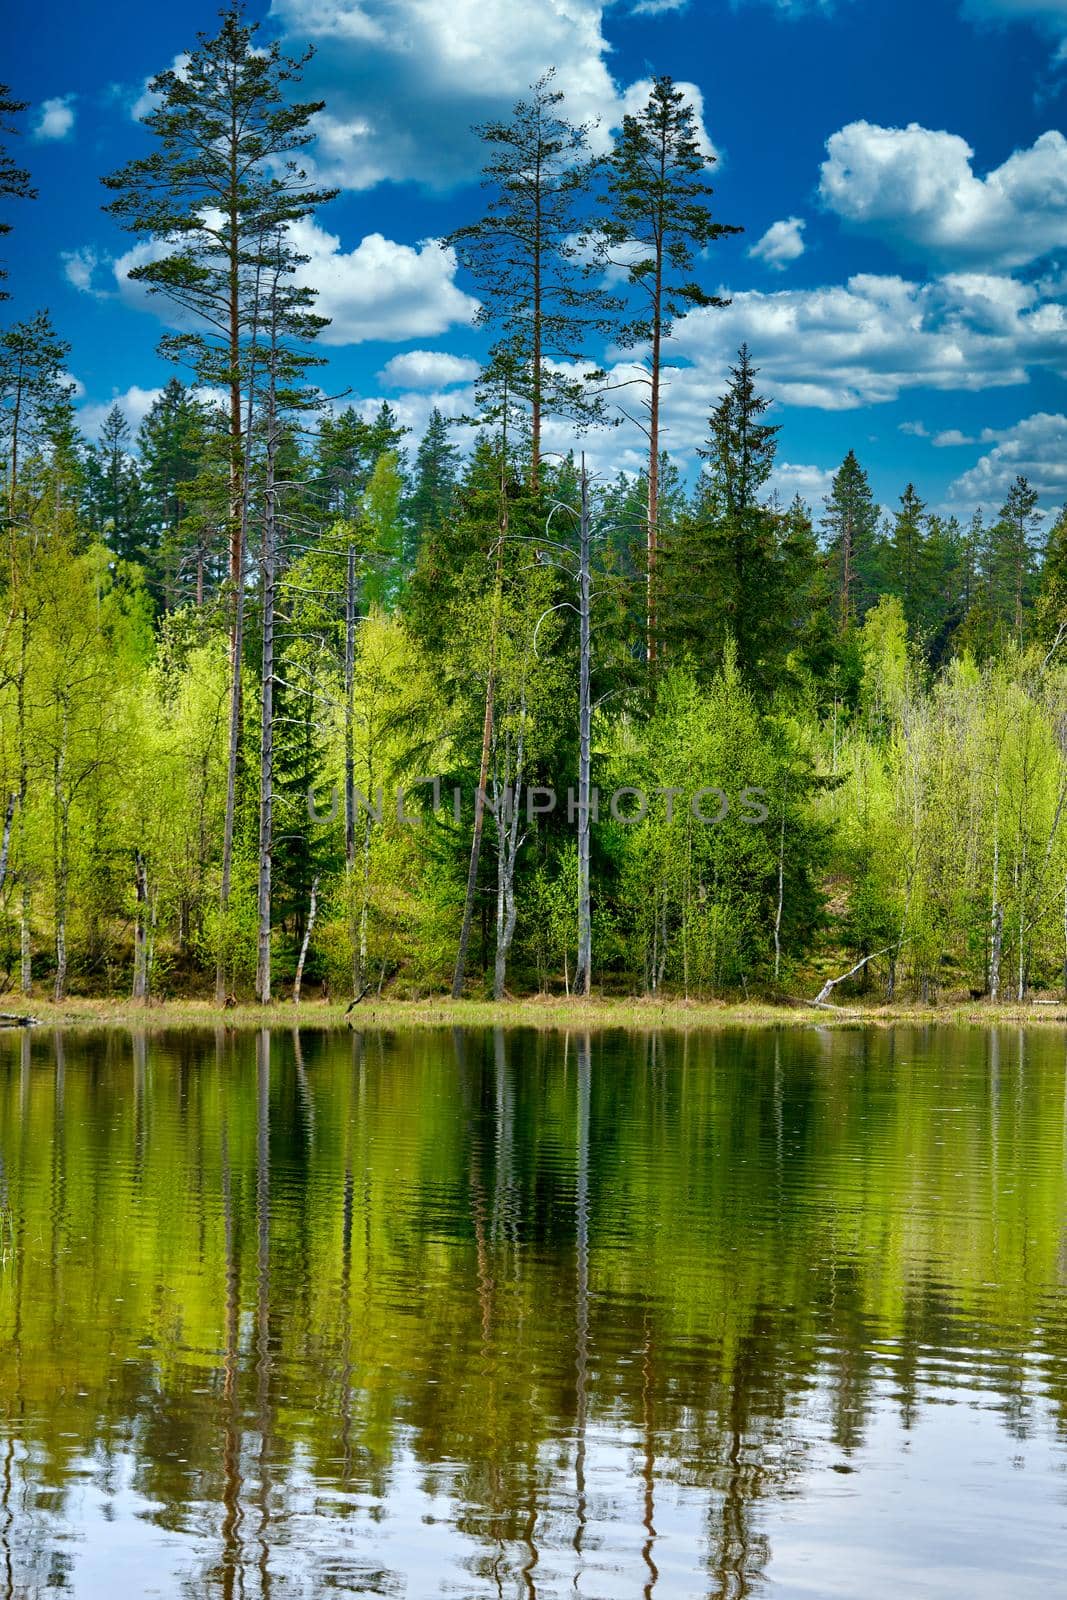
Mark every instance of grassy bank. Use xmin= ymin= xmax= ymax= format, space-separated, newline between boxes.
xmin=3 ymin=993 xmax=1067 ymax=1031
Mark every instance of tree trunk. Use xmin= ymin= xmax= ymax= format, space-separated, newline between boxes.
xmin=293 ymin=876 xmax=319 ymax=1004
xmin=773 ymin=783 xmax=786 ymax=982
xmin=492 ymin=715 xmax=526 ymax=1000
xmin=344 ymin=544 xmax=358 ymax=995
xmin=52 ymin=704 xmax=69 ymax=1004
xmin=0 ymin=793 xmax=15 ymax=897
xmin=17 ymin=603 xmax=30 ymax=995
xmin=132 ymin=849 xmax=149 ymax=1002
xmin=255 ymin=380 xmax=277 ymax=1005
xmin=215 ymin=252 xmax=263 ymax=1004
xmin=452 ymin=504 xmax=506 ymax=999
xmin=989 ymin=769 xmax=1002 ymax=1002
xmin=574 ymin=458 xmax=593 ymax=996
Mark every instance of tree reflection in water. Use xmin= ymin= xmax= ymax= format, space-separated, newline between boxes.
xmin=1 ymin=1023 xmax=1066 ymax=1597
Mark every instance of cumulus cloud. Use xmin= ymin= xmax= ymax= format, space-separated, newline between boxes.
xmin=378 ymin=349 xmax=481 ymax=387
xmin=619 ymin=77 xmax=718 ymax=161
xmin=948 ymin=411 xmax=1067 ymax=505
xmin=33 ymin=96 xmax=75 ymax=141
xmin=819 ymin=121 xmax=1067 ymax=270
xmin=78 ymin=386 xmax=167 ymax=439
xmin=78 ymin=384 xmax=228 ymax=440
xmin=270 ymin=0 xmax=715 ymax=189
xmin=289 ymin=222 xmax=479 ymax=344
xmin=97 ymin=221 xmax=478 ymax=346
xmin=769 ymin=461 xmax=836 ymax=503
xmin=749 ymin=217 xmax=806 ymax=270
xmin=662 ymin=269 xmax=1067 ymax=415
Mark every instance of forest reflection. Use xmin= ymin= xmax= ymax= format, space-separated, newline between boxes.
xmin=1 ymin=1024 xmax=1066 ymax=1598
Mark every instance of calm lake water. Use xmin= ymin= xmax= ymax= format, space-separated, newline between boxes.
xmin=1 ymin=1025 xmax=1066 ymax=1598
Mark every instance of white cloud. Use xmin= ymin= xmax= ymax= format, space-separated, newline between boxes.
xmin=932 ymin=428 xmax=979 ymax=446
xmin=129 ymin=53 xmax=190 ymax=121
xmin=749 ymin=217 xmax=806 ymax=270
xmin=289 ymin=222 xmax=479 ymax=344
xmin=948 ymin=411 xmax=1067 ymax=505
xmin=963 ymin=0 xmax=1067 ymax=20
xmin=78 ymin=386 xmax=166 ymax=439
xmin=61 ymin=246 xmax=108 ymax=297
xmin=100 ymin=221 xmax=478 ymax=346
xmin=77 ymin=384 xmax=227 ymax=440
xmin=61 ymin=373 xmax=86 ymax=401
xmin=378 ymin=350 xmax=481 ymax=387
xmin=770 ymin=461 xmax=836 ymax=503
xmin=619 ymin=78 xmax=718 ymax=161
xmin=662 ymin=269 xmax=1067 ymax=416
xmin=899 ymin=420 xmax=930 ymax=437
xmin=271 ymin=0 xmax=715 ymax=189
xmin=820 ymin=121 xmax=1067 ymax=270
xmin=33 ymin=96 xmax=75 ymax=142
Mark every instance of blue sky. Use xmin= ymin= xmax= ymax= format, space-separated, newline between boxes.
xmin=6 ymin=0 xmax=1067 ymax=523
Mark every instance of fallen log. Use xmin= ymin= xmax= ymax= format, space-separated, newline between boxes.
xmin=0 ymin=1012 xmax=40 ymax=1027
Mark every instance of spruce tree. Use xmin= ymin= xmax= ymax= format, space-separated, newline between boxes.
xmin=1037 ymin=504 xmax=1067 ymax=643
xmin=821 ymin=450 xmax=881 ymax=626
xmin=885 ymin=484 xmax=937 ymax=642
xmin=406 ymin=408 xmax=459 ymax=565
xmin=87 ymin=404 xmax=143 ymax=564
xmin=598 ymin=76 xmax=740 ymax=662
xmin=662 ymin=351 xmax=814 ymax=693
xmin=137 ymin=378 xmax=216 ymax=604
xmin=983 ymin=476 xmax=1042 ymax=646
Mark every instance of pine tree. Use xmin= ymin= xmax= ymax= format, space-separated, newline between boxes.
xmin=447 ymin=71 xmax=616 ymax=489
xmin=598 ymin=76 xmax=740 ymax=662
xmin=0 ymin=311 xmax=72 ymax=518
xmin=102 ymin=6 xmax=336 ymax=599
xmin=821 ymin=450 xmax=881 ymax=626
xmin=0 ymin=84 xmax=35 ymax=297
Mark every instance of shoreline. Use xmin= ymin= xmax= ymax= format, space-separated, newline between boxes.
xmin=3 ymin=995 xmax=1067 ymax=1032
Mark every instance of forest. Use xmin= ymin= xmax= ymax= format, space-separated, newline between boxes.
xmin=1 ymin=10 xmax=1066 ymax=1008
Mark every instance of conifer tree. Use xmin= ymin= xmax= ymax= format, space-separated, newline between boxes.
xmin=598 ymin=76 xmax=740 ymax=661
xmin=406 ymin=407 xmax=458 ymax=564
xmin=448 ymin=71 xmax=616 ymax=490
xmin=137 ymin=379 xmax=217 ymax=605
xmin=885 ymin=484 xmax=936 ymax=641
xmin=1037 ymin=504 xmax=1067 ymax=644
xmin=0 ymin=84 xmax=35 ymax=297
xmin=102 ymin=6 xmax=336 ymax=599
xmin=983 ymin=476 xmax=1042 ymax=646
xmin=821 ymin=450 xmax=881 ymax=626
xmin=0 ymin=311 xmax=72 ymax=519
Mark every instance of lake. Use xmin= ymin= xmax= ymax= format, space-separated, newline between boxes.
xmin=1 ymin=1024 xmax=1065 ymax=1598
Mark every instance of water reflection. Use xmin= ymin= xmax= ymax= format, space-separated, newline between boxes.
xmin=0 ymin=1024 xmax=1066 ymax=1597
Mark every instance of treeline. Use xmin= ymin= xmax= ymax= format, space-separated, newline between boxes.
xmin=0 ymin=16 xmax=1065 ymax=1006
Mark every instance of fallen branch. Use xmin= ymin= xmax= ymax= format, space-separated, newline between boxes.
xmin=344 ymin=985 xmax=372 ymax=1015
xmin=808 ymin=944 xmax=901 ymax=1009
xmin=0 ymin=1012 xmax=40 ymax=1027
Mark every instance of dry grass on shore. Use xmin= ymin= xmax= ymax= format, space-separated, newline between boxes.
xmin=3 ymin=992 xmax=1067 ymax=1032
